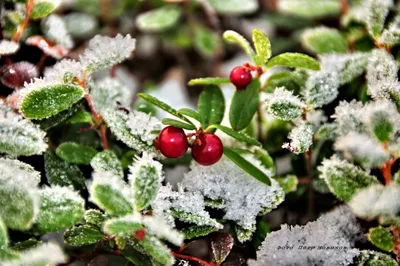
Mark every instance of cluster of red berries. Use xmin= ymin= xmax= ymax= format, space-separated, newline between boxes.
xmin=155 ymin=126 xmax=223 ymax=166
xmin=229 ymin=66 xmax=253 ymax=91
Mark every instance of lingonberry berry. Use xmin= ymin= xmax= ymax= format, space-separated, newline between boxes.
xmin=155 ymin=126 xmax=188 ymax=158
xmin=0 ymin=62 xmax=38 ymax=89
xmin=134 ymin=228 xmax=146 ymax=241
xmin=191 ymin=133 xmax=223 ymax=166
xmin=229 ymin=66 xmax=252 ymax=91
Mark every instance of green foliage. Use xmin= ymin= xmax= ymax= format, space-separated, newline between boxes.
xmin=130 ymin=235 xmax=175 ymax=266
xmin=276 ymin=175 xmax=298 ymax=193
xmin=194 ymin=25 xmax=218 ymax=58
xmin=235 ymin=224 xmax=255 ymax=243
xmin=209 ymin=0 xmax=258 ymax=15
xmin=82 ymin=209 xmax=108 ymax=227
xmin=301 ymin=27 xmax=348 ymax=54
xmin=266 ymin=87 xmax=304 ymax=121
xmin=90 ymin=150 xmax=124 ymax=178
xmin=56 ymin=142 xmax=98 ymax=165
xmin=181 ymin=225 xmax=219 ymax=239
xmin=208 ymin=124 xmax=261 ymax=146
xmin=103 ymin=215 xmax=143 ymax=237
xmin=355 ymin=250 xmax=397 ymax=266
xmin=136 ymin=6 xmax=181 ymax=32
xmin=188 ymin=77 xmax=230 ymax=86
xmin=178 ymin=108 xmax=202 ymax=122
xmin=0 ymin=217 xmax=8 ymax=250
xmin=229 ymin=79 xmax=260 ymax=131
xmin=252 ymin=29 xmax=271 ymax=66
xmin=278 ymin=0 xmax=341 ymax=18
xmin=21 ymin=84 xmax=84 ymax=120
xmin=30 ymin=0 xmax=60 ymax=20
xmin=266 ymin=53 xmax=320 ymax=70
xmin=162 ymin=118 xmax=196 ymax=130
xmin=64 ymin=225 xmax=104 ymax=246
xmin=368 ymin=226 xmax=394 ymax=252
xmin=198 ymin=85 xmax=225 ymax=128
xmin=223 ymin=30 xmax=255 ymax=58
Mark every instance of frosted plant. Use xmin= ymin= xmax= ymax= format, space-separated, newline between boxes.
xmin=63 ymin=13 xmax=98 ymax=38
xmin=265 ymin=87 xmax=305 ymax=121
xmin=363 ymin=0 xmax=393 ymax=39
xmin=142 ymin=215 xmax=184 ymax=246
xmin=282 ymin=121 xmax=313 ymax=154
xmin=42 ymin=14 xmax=74 ymax=49
xmin=332 ymin=100 xmax=366 ymax=135
xmin=303 ymin=70 xmax=339 ymax=108
xmin=249 ymin=206 xmax=362 ymax=266
xmin=379 ymin=14 xmax=400 ymax=46
xmin=0 ymin=40 xmax=20 ymax=55
xmin=335 ymin=132 xmax=390 ymax=169
xmin=183 ymin=158 xmax=284 ymax=230
xmin=44 ymin=59 xmax=85 ymax=83
xmin=0 ymin=158 xmax=41 ymax=184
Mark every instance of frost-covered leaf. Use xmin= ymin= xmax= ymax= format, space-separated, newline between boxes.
xmin=0 ymin=158 xmax=40 ymax=184
xmin=368 ymin=226 xmax=394 ymax=252
xmin=301 ymin=27 xmax=347 ymax=54
xmin=103 ymin=109 xmax=162 ymax=153
xmin=3 ymin=243 xmax=66 ymax=266
xmin=44 ymin=59 xmax=84 ymax=83
xmin=318 ymin=156 xmax=380 ymax=202
xmin=209 ymin=124 xmax=261 ymax=146
xmin=56 ymin=142 xmax=98 ymax=165
xmin=252 ymin=29 xmax=271 ymax=66
xmin=349 ymin=184 xmax=400 ymax=220
xmin=91 ymin=150 xmax=123 ymax=178
xmin=277 ymin=0 xmax=341 ymax=18
xmin=315 ymin=123 xmax=337 ymax=140
xmin=198 ymin=85 xmax=225 ymax=128
xmin=211 ymin=232 xmax=233 ymax=265
xmin=183 ymin=158 xmax=283 ymax=230
xmin=319 ymin=53 xmax=369 ymax=85
xmin=366 ymin=49 xmax=398 ymax=99
xmin=103 ymin=215 xmax=143 ymax=237
xmin=129 ymin=234 xmax=175 ymax=266
xmin=363 ymin=0 xmax=392 ymax=39
xmin=11 ymin=239 xmax=41 ymax=252
xmin=64 ymin=12 xmax=98 ymax=38
xmin=136 ymin=6 xmax=181 ymax=32
xmin=89 ymin=172 xmax=133 ymax=216
xmin=80 ymin=34 xmax=135 ymax=73
xmin=266 ymin=87 xmax=305 ymax=121
xmin=39 ymin=100 xmax=83 ymax=130
xmin=304 ymin=71 xmax=339 ymax=108
xmin=209 ymin=0 xmax=258 ymax=15
xmin=82 ymin=209 xmax=108 ymax=227
xmin=379 ymin=14 xmax=400 ymax=46
xmin=20 ymin=82 xmax=84 ymax=120
xmin=64 ymin=224 xmax=104 ymax=247
xmin=188 ymin=77 xmax=230 ymax=86
xmin=32 ymin=186 xmax=84 ymax=234
xmin=0 ymin=40 xmax=19 ymax=55
xmin=129 ymin=153 xmax=164 ymax=211
xmin=44 ymin=152 xmax=85 ymax=190
xmin=142 ymin=215 xmax=183 ymax=246
xmin=354 ymin=250 xmax=397 ymax=266
xmin=266 ymin=53 xmax=320 ymax=70
xmin=335 ymin=132 xmax=390 ymax=169
xmin=223 ymin=30 xmax=255 ymax=58
xmin=332 ymin=100 xmax=366 ymax=135
xmin=249 ymin=206 xmax=361 ymax=266
xmin=276 ymin=175 xmax=298 ymax=194
xmin=181 ymin=225 xmax=218 ymax=239
xmin=30 ymin=0 xmax=61 ymax=20
xmin=235 ymin=224 xmax=255 ymax=243
xmin=42 ymin=15 xmax=73 ymax=49
xmin=0 ymin=166 xmax=39 ymax=230
xmin=229 ymin=79 xmax=260 ymax=130
xmin=0 ymin=217 xmax=8 ymax=250
xmin=282 ymin=121 xmax=313 ymax=154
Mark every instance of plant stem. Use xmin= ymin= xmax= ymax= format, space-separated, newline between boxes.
xmin=381 ymin=158 xmax=396 ymax=186
xmin=340 ymin=0 xmax=349 ymax=14
xmin=392 ymin=226 xmax=400 ymax=262
xmin=12 ymin=0 xmax=34 ymax=42
xmin=171 ymin=251 xmax=214 ymax=266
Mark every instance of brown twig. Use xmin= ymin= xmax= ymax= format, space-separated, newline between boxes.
xmin=381 ymin=158 xmax=396 ymax=186
xmin=171 ymin=251 xmax=214 ymax=266
xmin=392 ymin=226 xmax=400 ymax=262
xmin=340 ymin=0 xmax=349 ymax=15
xmin=12 ymin=0 xmax=34 ymax=42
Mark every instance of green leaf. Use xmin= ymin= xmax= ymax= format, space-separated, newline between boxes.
xmin=0 ymin=249 xmax=19 ymax=260
xmin=208 ymin=124 xmax=261 ymax=146
xmin=0 ymin=217 xmax=8 ymax=250
xmin=278 ymin=0 xmax=340 ymax=18
xmin=276 ymin=175 xmax=298 ymax=193
xmin=90 ymin=150 xmax=124 ymax=178
xmin=266 ymin=53 xmax=320 ymax=70
xmin=369 ymin=110 xmax=395 ymax=143
xmin=209 ymin=0 xmax=258 ymax=15
xmin=301 ymin=27 xmax=348 ymax=54
xmin=21 ymin=84 xmax=84 ymax=120
xmin=103 ymin=215 xmax=143 ymax=237
xmin=170 ymin=209 xmax=223 ymax=230
xmin=198 ymin=85 xmax=225 ymax=128
xmin=252 ymin=29 xmax=271 ymax=66
xmin=136 ymin=6 xmax=181 ymax=32
xmin=266 ymin=87 xmax=304 ymax=121
xmin=137 ymin=93 xmax=194 ymax=125
xmin=11 ymin=239 xmax=41 ymax=252
xmin=122 ymin=246 xmax=154 ymax=266
xmin=56 ymin=142 xmax=98 ymax=165
xmin=194 ymin=25 xmax=218 ymax=58
xmin=252 ymin=220 xmax=269 ymax=250
xmin=89 ymin=172 xmax=133 ymax=216
xmin=130 ymin=235 xmax=175 ymax=266
xmin=32 ymin=186 xmax=85 ymax=234
xmin=223 ymin=148 xmax=271 ymax=186
xmin=82 ymin=209 xmax=108 ymax=228
xmin=264 ymin=72 xmax=302 ymax=93
xmin=318 ymin=156 xmax=380 ymax=202
xmin=64 ymin=225 xmax=104 ymax=246
xmin=162 ymin=118 xmax=196 ymax=130
xmin=44 ymin=152 xmax=85 ymax=190
xmin=235 ymin=224 xmax=255 ymax=243
xmin=67 ymin=110 xmax=93 ymax=124
xmin=365 ymin=0 xmax=391 ymax=39
xmin=355 ymin=250 xmax=397 ymax=266
xmin=253 ymin=147 xmax=275 ymax=175
xmin=181 ymin=225 xmax=219 ymax=239
xmin=188 ymin=77 xmax=230 ymax=86
xmin=229 ymin=79 xmax=260 ymax=131
xmin=368 ymin=226 xmax=394 ymax=252
xmin=39 ymin=100 xmax=83 ymax=130
xmin=30 ymin=0 xmax=60 ymax=20
xmin=178 ymin=108 xmax=202 ymax=122
xmin=223 ymin=30 xmax=255 ymax=58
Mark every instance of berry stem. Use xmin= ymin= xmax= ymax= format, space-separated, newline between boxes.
xmin=171 ymin=251 xmax=214 ymax=266
xmin=392 ymin=226 xmax=400 ymax=263
xmin=12 ymin=0 xmax=34 ymax=42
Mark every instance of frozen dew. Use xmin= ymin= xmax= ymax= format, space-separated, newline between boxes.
xmin=282 ymin=121 xmax=313 ymax=154
xmin=0 ymin=40 xmax=20 ymax=55
xmin=42 ymin=14 xmax=74 ymax=49
xmin=363 ymin=0 xmax=393 ymax=38
xmin=265 ymin=87 xmax=305 ymax=121
xmin=332 ymin=100 xmax=366 ymax=135
xmin=379 ymin=14 xmax=400 ymax=46
xmin=0 ymin=158 xmax=41 ymax=184
xmin=304 ymin=70 xmax=339 ymax=108
xmin=44 ymin=59 xmax=85 ymax=83
xmin=142 ymin=215 xmax=184 ymax=246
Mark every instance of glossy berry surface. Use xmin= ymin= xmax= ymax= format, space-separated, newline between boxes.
xmin=0 ymin=62 xmax=38 ymax=89
xmin=229 ymin=66 xmax=252 ymax=90
xmin=134 ymin=228 xmax=146 ymax=241
xmin=191 ymin=133 xmax=223 ymax=166
xmin=155 ymin=126 xmax=188 ymax=158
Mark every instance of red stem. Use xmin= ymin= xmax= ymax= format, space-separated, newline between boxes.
xmin=171 ymin=251 xmax=214 ymax=266
xmin=12 ymin=0 xmax=34 ymax=42
xmin=381 ymin=158 xmax=396 ymax=186
xmin=392 ymin=226 xmax=400 ymax=262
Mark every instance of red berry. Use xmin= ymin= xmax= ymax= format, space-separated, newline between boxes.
xmin=156 ymin=126 xmax=188 ymax=158
xmin=0 ymin=62 xmax=38 ymax=89
xmin=229 ymin=66 xmax=252 ymax=91
xmin=134 ymin=228 xmax=146 ymax=241
xmin=191 ymin=133 xmax=223 ymax=166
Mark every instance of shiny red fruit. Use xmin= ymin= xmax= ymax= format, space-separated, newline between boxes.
xmin=0 ymin=62 xmax=38 ymax=89
xmin=191 ymin=133 xmax=223 ymax=166
xmin=155 ymin=126 xmax=188 ymax=158
xmin=134 ymin=228 xmax=146 ymax=241
xmin=229 ymin=66 xmax=252 ymax=91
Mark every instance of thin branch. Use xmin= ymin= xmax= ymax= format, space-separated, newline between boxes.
xmin=12 ymin=0 xmax=34 ymax=42
xmin=392 ymin=226 xmax=400 ymax=262
xmin=171 ymin=251 xmax=214 ymax=266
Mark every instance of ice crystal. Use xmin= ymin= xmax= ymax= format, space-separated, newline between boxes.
xmin=332 ymin=100 xmax=366 ymax=135
xmin=363 ymin=0 xmax=393 ymax=38
xmin=90 ymin=150 xmax=123 ymax=178
xmin=349 ymin=184 xmax=400 ymax=220
xmin=304 ymin=70 xmax=339 ymax=108
xmin=142 ymin=215 xmax=184 ymax=246
xmin=380 ymin=14 xmax=400 ymax=46
xmin=44 ymin=59 xmax=85 ymax=83
xmin=80 ymin=34 xmax=136 ymax=73
xmin=265 ymin=87 xmax=305 ymax=121
xmin=183 ymin=158 xmax=284 ymax=230
xmin=366 ymin=49 xmax=399 ymax=99
xmin=249 ymin=206 xmax=361 ymax=266
xmin=335 ymin=132 xmax=389 ymax=169
xmin=282 ymin=122 xmax=313 ymax=154
xmin=42 ymin=15 xmax=73 ymax=49
xmin=2 ymin=242 xmax=67 ymax=266
xmin=126 ymin=110 xmax=162 ymax=145
xmin=0 ymin=158 xmax=41 ymax=184
xmin=0 ymin=40 xmax=19 ymax=55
